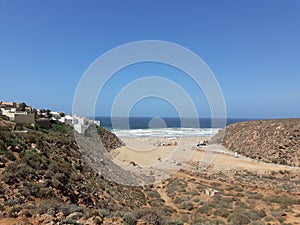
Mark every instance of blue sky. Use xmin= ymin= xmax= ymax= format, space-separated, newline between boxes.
xmin=0 ymin=0 xmax=299 ymax=118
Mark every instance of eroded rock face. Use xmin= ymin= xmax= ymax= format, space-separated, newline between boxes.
xmin=211 ymin=119 xmax=300 ymax=166
xmin=99 ymin=128 xmax=123 ymax=151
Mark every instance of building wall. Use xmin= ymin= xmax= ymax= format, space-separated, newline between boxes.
xmin=14 ymin=114 xmax=35 ymax=124
xmin=74 ymin=124 xmax=83 ymax=133
xmin=1 ymin=110 xmax=15 ymax=121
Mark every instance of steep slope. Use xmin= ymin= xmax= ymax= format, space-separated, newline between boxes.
xmin=0 ymin=119 xmax=148 ymax=224
xmin=98 ymin=126 xmax=123 ymax=151
xmin=211 ymin=119 xmax=300 ymax=166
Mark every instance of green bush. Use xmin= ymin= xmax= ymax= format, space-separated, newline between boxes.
xmin=22 ymin=150 xmax=50 ymax=170
xmin=214 ymin=208 xmax=230 ymax=218
xmin=179 ymin=201 xmax=194 ymax=210
xmin=234 ymin=200 xmax=248 ymax=209
xmin=211 ymin=182 xmax=221 ymax=187
xmin=228 ymin=212 xmax=250 ymax=225
xmin=197 ymin=205 xmax=211 ymax=214
xmin=4 ymin=198 xmax=23 ymax=207
xmin=0 ymin=155 xmax=7 ymax=163
xmin=125 ymin=208 xmax=165 ymax=225
xmin=191 ymin=216 xmax=209 ymax=225
xmin=24 ymin=123 xmax=35 ymax=130
xmin=158 ymin=206 xmax=176 ymax=216
xmin=8 ymin=206 xmax=21 ymax=218
xmin=193 ymin=197 xmax=201 ymax=202
xmin=0 ymin=138 xmax=17 ymax=161
xmin=168 ymin=219 xmax=184 ymax=225
xmin=123 ymin=213 xmax=137 ymax=225
xmin=167 ymin=191 xmax=176 ymax=198
xmin=52 ymin=123 xmax=66 ymax=133
xmin=36 ymin=199 xmax=85 ymax=217
xmin=2 ymin=162 xmax=35 ymax=184
xmin=248 ymin=193 xmax=264 ymax=200
xmin=148 ymin=198 xmax=165 ymax=207
xmin=234 ymin=186 xmax=244 ymax=192
xmin=146 ymin=190 xmax=161 ymax=198
xmin=245 ymin=210 xmax=265 ymax=221
xmin=264 ymin=216 xmax=274 ymax=222
xmin=39 ymin=128 xmax=49 ymax=134
xmin=174 ymin=196 xmax=190 ymax=204
xmin=96 ymin=125 xmax=106 ymax=135
xmin=249 ymin=222 xmax=265 ymax=225
xmin=264 ymin=195 xmax=298 ymax=205
xmin=277 ymin=216 xmax=285 ymax=223
xmin=226 ymin=186 xmax=235 ymax=191
xmin=60 ymin=219 xmax=81 ymax=225
xmin=0 ymin=147 xmax=16 ymax=161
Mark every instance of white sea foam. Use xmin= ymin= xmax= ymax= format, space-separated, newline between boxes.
xmin=111 ymin=128 xmax=221 ymax=138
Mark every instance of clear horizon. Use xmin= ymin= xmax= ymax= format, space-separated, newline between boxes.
xmin=1 ymin=1 xmax=299 ymax=119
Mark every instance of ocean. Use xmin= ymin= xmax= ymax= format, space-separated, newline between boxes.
xmin=96 ymin=117 xmax=250 ymax=138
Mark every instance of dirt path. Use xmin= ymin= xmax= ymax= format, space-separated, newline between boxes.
xmin=155 ymin=183 xmax=181 ymax=213
xmin=189 ymin=145 xmax=300 ymax=172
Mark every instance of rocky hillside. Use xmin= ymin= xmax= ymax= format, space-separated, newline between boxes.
xmin=211 ymin=119 xmax=300 ymax=166
xmin=0 ymin=119 xmax=163 ymax=224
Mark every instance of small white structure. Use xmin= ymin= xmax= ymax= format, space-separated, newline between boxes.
xmin=94 ymin=120 xmax=100 ymax=126
xmin=234 ymin=152 xmax=239 ymax=158
xmin=74 ymin=123 xmax=89 ymax=134
xmin=58 ymin=117 xmax=65 ymax=123
xmin=55 ymin=114 xmax=102 ymax=134
xmin=64 ymin=115 xmax=74 ymax=126
xmin=205 ymin=189 xmax=220 ymax=196
xmin=72 ymin=115 xmax=90 ymax=134
xmin=50 ymin=112 xmax=61 ymax=119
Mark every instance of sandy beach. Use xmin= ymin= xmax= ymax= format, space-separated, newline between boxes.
xmin=111 ymin=136 xmax=299 ymax=173
xmin=111 ymin=136 xmax=206 ymax=166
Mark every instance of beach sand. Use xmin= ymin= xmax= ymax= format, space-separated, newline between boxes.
xmin=111 ymin=136 xmax=208 ymax=167
xmin=111 ymin=136 xmax=298 ymax=173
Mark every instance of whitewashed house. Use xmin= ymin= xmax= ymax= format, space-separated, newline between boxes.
xmin=65 ymin=115 xmax=74 ymax=126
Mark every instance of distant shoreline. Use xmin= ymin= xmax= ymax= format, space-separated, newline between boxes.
xmin=96 ymin=117 xmax=254 ymax=130
xmin=110 ymin=127 xmax=221 ymax=139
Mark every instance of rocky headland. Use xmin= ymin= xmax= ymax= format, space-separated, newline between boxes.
xmin=211 ymin=119 xmax=300 ymax=167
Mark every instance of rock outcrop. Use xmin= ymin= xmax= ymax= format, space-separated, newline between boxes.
xmin=99 ymin=127 xmax=123 ymax=151
xmin=211 ymin=119 xmax=300 ymax=166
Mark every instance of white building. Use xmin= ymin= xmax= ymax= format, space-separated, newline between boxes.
xmin=94 ymin=120 xmax=100 ymax=126
xmin=50 ymin=112 xmax=61 ymax=119
xmin=74 ymin=123 xmax=89 ymax=134
xmin=65 ymin=115 xmax=74 ymax=126
xmin=71 ymin=115 xmax=101 ymax=134
xmin=0 ymin=108 xmax=35 ymax=124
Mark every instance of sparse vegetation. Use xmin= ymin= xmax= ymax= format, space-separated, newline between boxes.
xmin=52 ymin=123 xmax=66 ymax=133
xmin=0 ymin=117 xmax=299 ymax=224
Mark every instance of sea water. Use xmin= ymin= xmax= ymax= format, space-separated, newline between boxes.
xmin=96 ymin=117 xmax=250 ymax=138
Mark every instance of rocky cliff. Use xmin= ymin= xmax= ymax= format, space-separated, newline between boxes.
xmin=98 ymin=127 xmax=123 ymax=151
xmin=211 ymin=119 xmax=300 ymax=166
